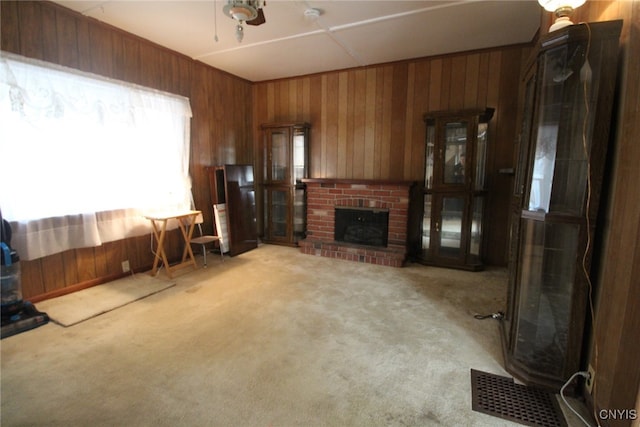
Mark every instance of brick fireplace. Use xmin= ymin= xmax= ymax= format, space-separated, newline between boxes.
xmin=299 ymin=179 xmax=417 ymax=267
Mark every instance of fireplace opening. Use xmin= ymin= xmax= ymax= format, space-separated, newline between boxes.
xmin=334 ymin=207 xmax=389 ymax=247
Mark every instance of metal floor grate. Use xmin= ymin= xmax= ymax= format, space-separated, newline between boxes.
xmin=470 ymin=369 xmax=567 ymax=427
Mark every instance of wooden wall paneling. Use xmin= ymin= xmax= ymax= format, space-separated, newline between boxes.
xmin=94 ymin=243 xmax=108 ymax=278
xmin=391 ymin=63 xmax=408 ymax=180
xmin=41 ymin=253 xmax=66 ymax=293
xmin=110 ymin=31 xmax=125 ymax=81
xmin=379 ymin=65 xmax=393 ymax=179
xmin=476 ymin=53 xmax=491 ymax=108
xmin=177 ymin=56 xmax=192 ymax=98
xmin=352 ymin=69 xmax=367 ymax=179
xmin=464 ymin=54 xmax=480 ymax=109
xmin=252 ymin=82 xmax=267 ymax=178
xmin=157 ymin=48 xmax=174 ymax=93
xmin=41 ymin=3 xmax=58 ymax=64
xmin=346 ymin=71 xmax=356 ymax=178
xmin=439 ymin=57 xmax=453 ymax=111
xmin=211 ymin=71 xmax=225 ymax=163
xmin=309 ymin=74 xmax=323 ymax=178
xmin=75 ymin=14 xmax=91 ymax=73
xmin=302 ymin=77 xmax=311 ymax=123
xmin=410 ymin=60 xmax=430 ymax=181
xmin=0 ymin=1 xmax=20 ymax=53
xmin=240 ymin=77 xmax=255 ymax=164
xmin=122 ymin=36 xmax=141 ymax=87
xmin=62 ymin=249 xmax=79 ymax=286
xmin=125 ymin=235 xmax=141 ymax=273
xmin=20 ymin=259 xmax=45 ymax=298
xmin=88 ymin=23 xmax=113 ymax=77
xmin=449 ymin=55 xmax=467 ymax=110
xmin=288 ymin=78 xmax=297 ymax=120
xmin=403 ymin=63 xmax=416 ymax=181
xmin=76 ymin=247 xmax=97 ymax=282
xmin=17 ymin=2 xmax=44 ymax=60
xmin=55 ymin=9 xmax=79 ymax=69
xmin=428 ymin=58 xmax=443 ymax=112
xmin=104 ymin=239 xmax=126 ymax=276
xmin=363 ymin=68 xmax=377 ymax=179
xmin=337 ymin=71 xmax=349 ymax=177
xmin=274 ymin=80 xmax=285 ymax=120
xmin=325 ymin=73 xmax=339 ymax=178
xmin=266 ymin=81 xmax=275 ymax=121
xmin=134 ymin=234 xmax=155 ymax=273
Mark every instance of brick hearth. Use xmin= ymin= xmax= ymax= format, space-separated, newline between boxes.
xmin=300 ymin=179 xmax=416 ymax=267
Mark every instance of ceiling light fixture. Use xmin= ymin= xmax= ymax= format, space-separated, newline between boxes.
xmin=222 ymin=0 xmax=266 ymax=42
xmin=538 ymin=0 xmax=586 ymax=32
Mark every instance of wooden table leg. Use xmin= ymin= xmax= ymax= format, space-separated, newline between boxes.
xmin=177 ymin=213 xmax=198 ymax=268
xmin=150 ymin=218 xmax=172 ymax=278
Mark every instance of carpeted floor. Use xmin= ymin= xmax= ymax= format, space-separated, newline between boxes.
xmin=1 ymin=244 xmax=557 ymax=426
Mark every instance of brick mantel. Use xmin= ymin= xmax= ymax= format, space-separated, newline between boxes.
xmin=300 ymin=178 xmax=417 ymax=267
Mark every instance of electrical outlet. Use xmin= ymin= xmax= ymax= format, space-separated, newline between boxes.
xmin=586 ymin=365 xmax=596 ymax=394
xmin=121 ymin=260 xmax=130 ymax=273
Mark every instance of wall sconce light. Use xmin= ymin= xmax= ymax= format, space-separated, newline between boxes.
xmin=538 ymin=0 xmax=586 ymax=31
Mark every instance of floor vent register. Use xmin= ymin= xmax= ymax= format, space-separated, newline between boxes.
xmin=470 ymin=369 xmax=567 ymax=427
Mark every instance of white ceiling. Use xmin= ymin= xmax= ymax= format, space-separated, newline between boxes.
xmin=53 ymin=1 xmax=542 ymax=82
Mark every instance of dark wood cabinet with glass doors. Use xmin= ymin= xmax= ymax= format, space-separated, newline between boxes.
xmin=261 ymin=122 xmax=310 ymax=246
xmin=501 ymin=20 xmax=622 ymax=391
xmin=419 ymin=109 xmax=493 ymax=270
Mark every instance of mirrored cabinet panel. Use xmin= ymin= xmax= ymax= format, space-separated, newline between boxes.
xmin=419 ymin=108 xmax=493 ymax=270
xmin=261 ymin=122 xmax=310 ymax=246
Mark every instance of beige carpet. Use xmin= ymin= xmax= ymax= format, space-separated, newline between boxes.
xmin=35 ymin=274 xmax=175 ymax=327
xmin=2 ymin=244 xmax=528 ymax=426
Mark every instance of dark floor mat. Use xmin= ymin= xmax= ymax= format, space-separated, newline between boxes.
xmin=470 ymin=369 xmax=567 ymax=427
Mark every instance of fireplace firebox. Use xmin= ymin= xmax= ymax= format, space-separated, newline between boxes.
xmin=334 ymin=207 xmax=389 ymax=247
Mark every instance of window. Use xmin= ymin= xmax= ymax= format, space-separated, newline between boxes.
xmin=0 ymin=52 xmax=192 ymax=260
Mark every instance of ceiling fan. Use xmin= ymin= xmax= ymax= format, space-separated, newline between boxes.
xmin=223 ymin=0 xmax=266 ymax=42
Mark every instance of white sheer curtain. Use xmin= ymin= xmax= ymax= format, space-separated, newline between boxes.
xmin=0 ymin=52 xmax=192 ymax=260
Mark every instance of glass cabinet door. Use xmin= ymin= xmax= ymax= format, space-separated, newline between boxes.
xmin=528 ymin=43 xmax=590 ymax=216
xmin=293 ymin=188 xmax=306 ymax=242
xmin=469 ymin=195 xmax=484 ymax=261
xmin=513 ymin=219 xmax=579 ymax=377
xmin=425 ymin=122 xmax=435 ymax=189
xmin=443 ymin=121 xmax=468 ymax=185
xmin=265 ymin=188 xmax=290 ymax=242
xmin=293 ymin=129 xmax=306 ymax=184
xmin=475 ymin=123 xmax=488 ymax=190
xmin=438 ymin=195 xmax=465 ymax=258
xmin=267 ymin=128 xmax=290 ymax=183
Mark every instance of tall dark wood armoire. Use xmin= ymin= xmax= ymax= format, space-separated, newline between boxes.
xmin=207 ymin=165 xmax=258 ymax=257
xmin=501 ymin=20 xmax=622 ymax=391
